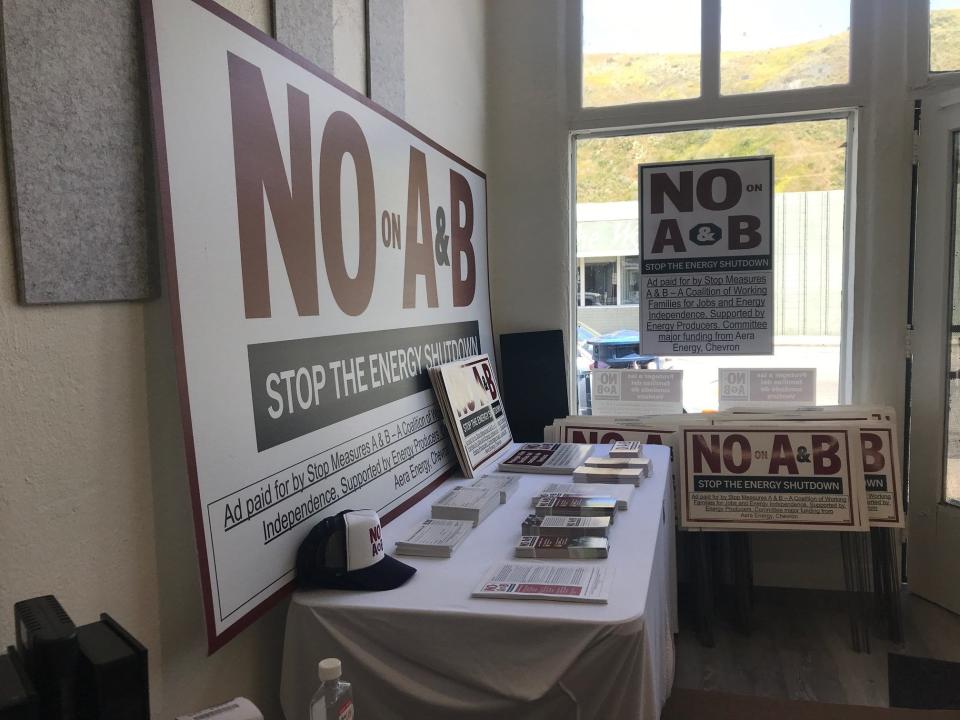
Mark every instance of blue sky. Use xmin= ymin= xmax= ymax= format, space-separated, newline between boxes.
xmin=583 ymin=0 xmax=852 ymax=54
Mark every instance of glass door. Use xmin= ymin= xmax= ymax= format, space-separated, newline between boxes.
xmin=908 ymin=88 xmax=960 ymax=615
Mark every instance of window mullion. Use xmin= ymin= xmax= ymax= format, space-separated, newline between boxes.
xmin=701 ymin=0 xmax=721 ymax=100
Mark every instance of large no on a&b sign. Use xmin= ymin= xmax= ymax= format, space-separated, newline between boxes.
xmin=639 ymin=157 xmax=773 ymax=356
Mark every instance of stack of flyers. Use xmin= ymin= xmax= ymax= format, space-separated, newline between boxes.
xmin=572 ymin=465 xmax=644 ymax=486
xmin=469 ymin=473 xmax=519 ymax=503
xmin=497 ymin=443 xmax=594 ymax=475
xmin=610 ymin=441 xmax=643 ymax=458
xmin=472 ymin=562 xmax=612 ymax=604
xmin=584 ymin=456 xmax=650 ymax=475
xmin=395 ymin=518 xmax=474 ymax=558
xmin=533 ymin=482 xmax=634 ymax=510
xmin=515 ymin=535 xmax=609 ymax=559
xmin=431 ymin=486 xmax=501 ymax=527
xmin=521 ymin=514 xmax=611 ymax=538
xmin=534 ymin=495 xmax=617 ymax=523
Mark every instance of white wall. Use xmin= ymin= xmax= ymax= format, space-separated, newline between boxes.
xmin=0 ymin=1 xmax=489 ymax=718
xmin=0 ymin=116 xmax=164 ymax=695
xmin=487 ymin=0 xmax=570 ymax=365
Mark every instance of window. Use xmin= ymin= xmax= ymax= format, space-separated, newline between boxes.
xmin=720 ymin=0 xmax=850 ymax=95
xmin=580 ymin=258 xmax=618 ymax=306
xmin=621 ymin=256 xmax=640 ymax=305
xmin=574 ymin=118 xmax=848 ymax=413
xmin=580 ymin=0 xmax=850 ymax=109
xmin=931 ymin=0 xmax=960 ymax=73
xmin=581 ymin=0 xmax=700 ymax=106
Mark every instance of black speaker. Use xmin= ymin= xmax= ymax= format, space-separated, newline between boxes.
xmin=0 ymin=647 xmax=38 ymax=720
xmin=14 ymin=596 xmax=77 ymax=720
xmin=74 ymin=615 xmax=149 ymax=720
xmin=499 ymin=330 xmax=569 ymax=442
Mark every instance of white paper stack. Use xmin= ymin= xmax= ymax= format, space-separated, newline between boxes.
xmin=609 ymin=440 xmax=643 ymax=458
xmin=431 ymin=486 xmax=501 ymax=527
xmin=521 ymin=514 xmax=611 ymax=538
xmin=584 ymin=456 xmax=651 ymax=475
xmin=573 ymin=465 xmax=644 ymax=486
xmin=532 ymin=482 xmax=634 ymax=510
xmin=176 ymin=698 xmax=263 ymax=720
xmin=470 ymin=472 xmax=519 ymax=503
xmin=497 ymin=443 xmax=594 ymax=474
xmin=515 ymin=535 xmax=609 ymax=559
xmin=395 ymin=518 xmax=474 ymax=557
xmin=472 ymin=562 xmax=612 ymax=603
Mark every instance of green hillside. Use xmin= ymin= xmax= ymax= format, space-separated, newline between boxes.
xmin=578 ymin=9 xmax=960 ymax=203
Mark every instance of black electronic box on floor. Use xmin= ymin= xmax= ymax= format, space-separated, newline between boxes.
xmin=0 ymin=646 xmax=38 ymax=720
xmin=75 ymin=614 xmax=149 ymax=720
xmin=13 ymin=596 xmax=77 ymax=720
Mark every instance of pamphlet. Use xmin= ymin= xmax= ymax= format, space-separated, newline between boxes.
xmin=572 ymin=465 xmax=644 ymax=486
xmin=515 ymin=535 xmax=609 ymax=559
xmin=429 ymin=354 xmax=513 ymax=478
xmin=533 ymin=482 xmax=634 ymax=510
xmin=395 ymin=518 xmax=474 ymax=558
xmin=584 ymin=456 xmax=651 ymax=473
xmin=469 ymin=472 xmax=519 ymax=503
xmin=610 ymin=441 xmax=643 ymax=458
xmin=534 ymin=495 xmax=617 ymax=522
xmin=497 ymin=443 xmax=593 ymax=474
xmin=431 ymin=486 xmax=501 ymax=527
xmin=472 ymin=562 xmax=612 ymax=603
xmin=521 ymin=514 xmax=611 ymax=538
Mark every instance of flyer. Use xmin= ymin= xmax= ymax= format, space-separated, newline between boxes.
xmin=639 ymin=156 xmax=774 ymax=356
xmin=718 ymin=368 xmax=816 ymax=410
xmin=472 ymin=562 xmax=612 ymax=603
xmin=679 ymin=424 xmax=869 ymax=531
xmin=589 ymin=369 xmax=684 ymax=416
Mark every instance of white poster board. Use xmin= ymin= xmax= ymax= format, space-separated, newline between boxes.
xmin=589 ymin=369 xmax=683 ymax=416
xmin=679 ymin=424 xmax=869 ymax=531
xmin=714 ymin=411 xmax=905 ymax=529
xmin=639 ymin=157 xmax=774 ymax=356
xmin=142 ymin=0 xmax=493 ymax=648
xmin=718 ymin=368 xmax=816 ymax=410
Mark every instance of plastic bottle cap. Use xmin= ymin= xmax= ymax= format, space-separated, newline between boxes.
xmin=318 ymin=658 xmax=342 ymax=681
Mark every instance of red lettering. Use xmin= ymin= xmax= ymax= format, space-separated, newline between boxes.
xmin=723 ymin=434 xmax=751 ymax=473
xmin=768 ymin=434 xmax=799 ymax=475
xmin=812 ymin=434 xmax=842 ymax=475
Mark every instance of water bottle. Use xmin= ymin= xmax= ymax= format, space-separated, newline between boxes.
xmin=309 ymin=658 xmax=355 ymax=720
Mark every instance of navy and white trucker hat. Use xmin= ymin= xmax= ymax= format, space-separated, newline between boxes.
xmin=296 ymin=509 xmax=416 ymax=591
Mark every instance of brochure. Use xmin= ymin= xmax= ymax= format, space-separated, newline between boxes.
xmin=532 ymin=482 xmax=634 ymax=510
xmin=431 ymin=486 xmax=501 ymax=527
xmin=521 ymin=514 xmax=611 ymax=538
xmin=515 ymin=535 xmax=609 ymax=559
xmin=469 ymin=472 xmax=520 ymax=503
xmin=472 ymin=562 xmax=612 ymax=603
xmin=497 ymin=443 xmax=593 ymax=474
xmin=394 ymin=518 xmax=474 ymax=558
xmin=610 ymin=441 xmax=643 ymax=458
xmin=572 ymin=465 xmax=644 ymax=486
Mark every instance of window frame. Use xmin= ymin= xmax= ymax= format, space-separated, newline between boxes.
xmin=565 ymin=0 xmax=871 ymax=413
xmin=910 ymin=1 xmax=960 ymax=88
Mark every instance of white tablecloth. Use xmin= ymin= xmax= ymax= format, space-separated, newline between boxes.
xmin=280 ymin=445 xmax=676 ymax=720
